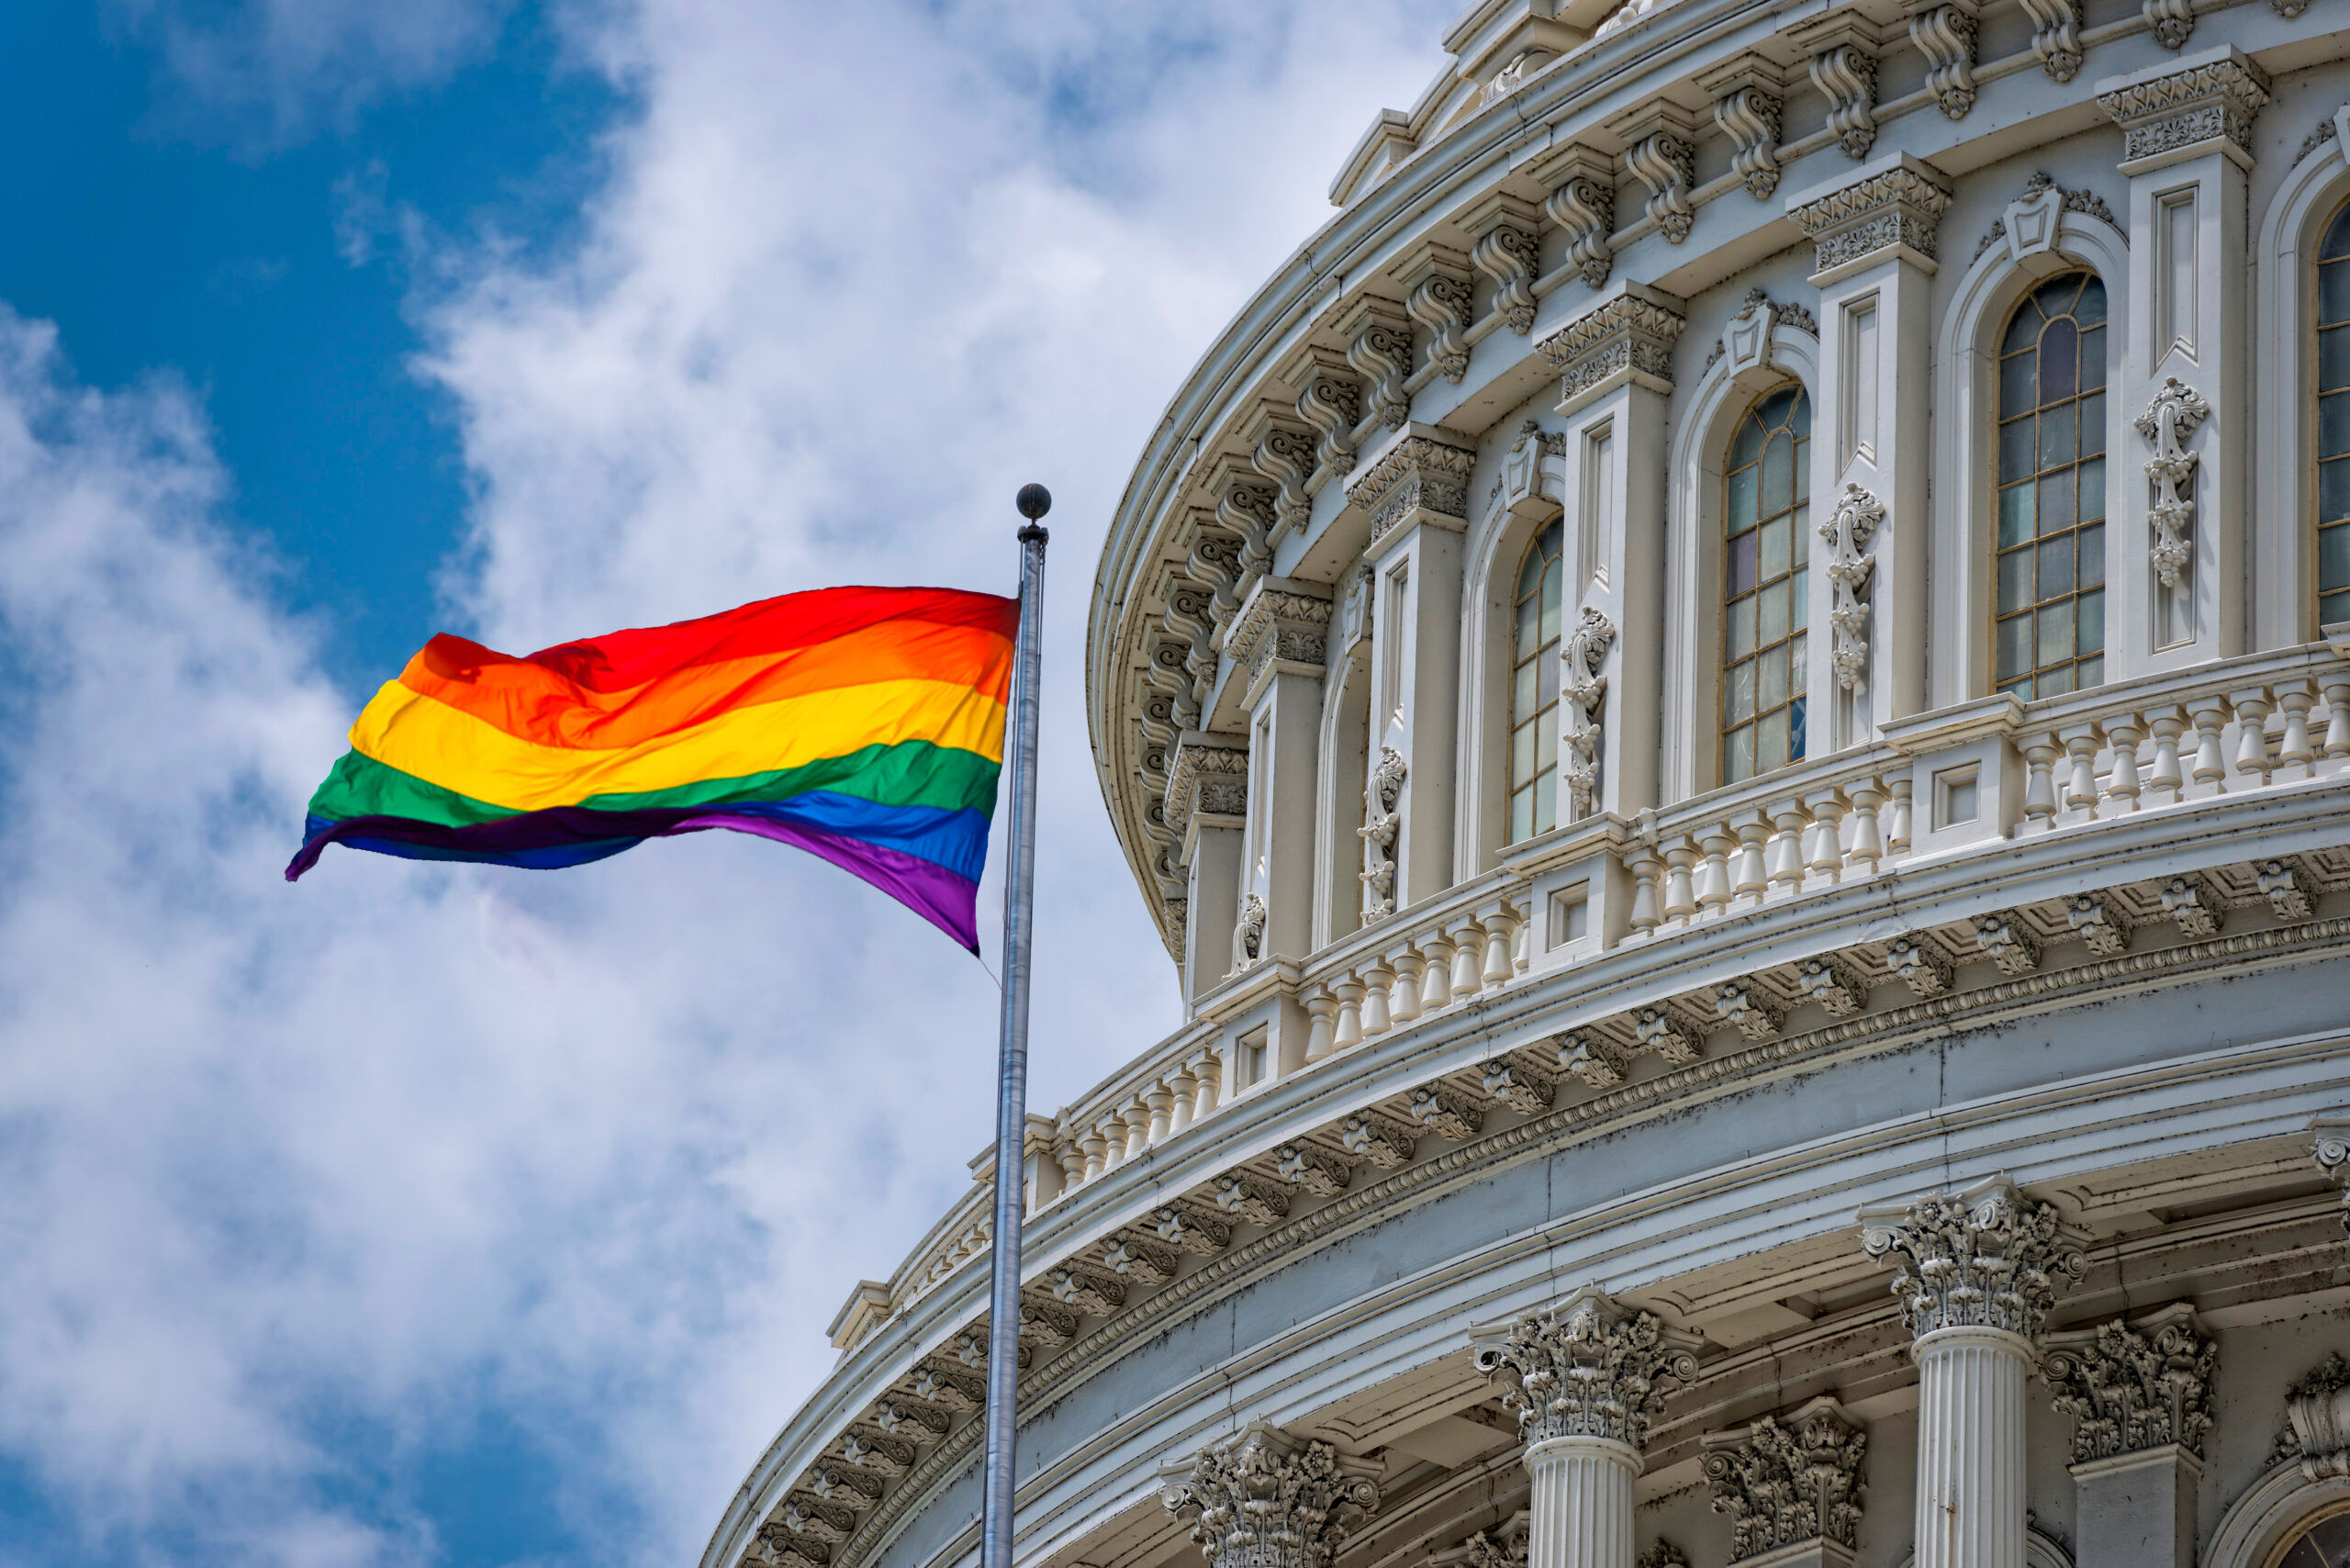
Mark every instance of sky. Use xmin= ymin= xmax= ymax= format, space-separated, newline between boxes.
xmin=0 ymin=4 xmax=1457 ymax=1567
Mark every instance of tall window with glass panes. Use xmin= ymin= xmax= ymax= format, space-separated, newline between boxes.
xmin=1509 ymin=521 xmax=1563 ymax=842
xmin=1994 ymin=273 xmax=2106 ymax=698
xmin=1721 ymin=387 xmax=1810 ymax=784
xmin=2317 ymin=204 xmax=2350 ymax=630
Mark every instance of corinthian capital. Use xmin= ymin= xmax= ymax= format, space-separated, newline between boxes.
xmin=1859 ymin=1177 xmax=2084 ymax=1342
xmin=1701 ymin=1397 xmax=1867 ymax=1561
xmin=1471 ymin=1284 xmax=1702 ymax=1450
xmin=2042 ymin=1303 xmax=2215 ymax=1464
xmin=1159 ymin=1424 xmax=1381 ymax=1568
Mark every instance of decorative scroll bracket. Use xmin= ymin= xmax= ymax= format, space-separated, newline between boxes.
xmin=1821 ymin=483 xmax=1885 ymax=689
xmin=2136 ymin=376 xmax=2210 ymax=589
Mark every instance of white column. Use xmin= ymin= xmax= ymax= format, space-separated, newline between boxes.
xmin=1861 ymin=1178 xmax=2084 ymax=1568
xmin=1225 ymin=577 xmax=1331 ymax=966
xmin=1167 ymin=731 xmax=1248 ymax=1005
xmin=1525 ymin=1438 xmax=1638 ymax=1568
xmin=1472 ymin=1285 xmax=1701 ymax=1568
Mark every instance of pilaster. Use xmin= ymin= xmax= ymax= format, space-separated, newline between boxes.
xmin=1701 ymin=1396 xmax=1866 ymax=1568
xmin=1167 ymin=730 xmax=1248 ymax=1004
xmin=1225 ymin=577 xmax=1332 ymax=967
xmin=1787 ymin=154 xmax=1949 ymax=748
xmin=2043 ymin=1303 xmax=2213 ymax=1568
xmin=2096 ymin=47 xmax=2269 ymax=672
xmin=1344 ymin=426 xmax=1473 ymax=916
xmin=1160 ymin=1424 xmax=1381 ymax=1568
xmin=1539 ymin=284 xmax=1684 ymax=817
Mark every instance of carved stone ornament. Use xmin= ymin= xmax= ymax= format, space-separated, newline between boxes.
xmin=2315 ymin=1113 xmax=2350 ymax=1236
xmin=1908 ymin=1 xmax=1980 ymax=119
xmin=1225 ymin=581 xmax=1332 ymax=699
xmin=2144 ymin=0 xmax=2195 ymax=50
xmin=1233 ymin=892 xmax=1268 ymax=971
xmin=1450 ymin=1522 xmax=1529 ymax=1568
xmin=1885 ymin=934 xmax=1954 ymax=998
xmin=2277 ymin=1353 xmax=2350 ymax=1478
xmin=2065 ymin=890 xmax=2133 ymax=956
xmin=1292 ymin=358 xmax=1363 ymax=479
xmin=1160 ymin=1424 xmax=1382 ymax=1568
xmin=1809 ymin=43 xmax=1880 ymax=160
xmin=1621 ymin=121 xmax=1698 ymax=244
xmin=1401 ymin=246 xmax=1476 ymax=385
xmin=2160 ymin=871 xmax=2225 ymax=936
xmin=1786 ymin=161 xmax=1952 ymax=277
xmin=1820 ymin=484 xmax=1884 ymax=690
xmin=1987 ymin=172 xmax=2119 ymax=266
xmin=1536 ymin=286 xmax=1686 ymax=408
xmin=1344 ymin=432 xmax=1475 ymax=546
xmin=1542 ymin=152 xmax=1617 ymax=290
xmin=2136 ymin=377 xmax=2210 ymax=590
xmin=1359 ymin=743 xmax=1407 ymax=923
xmin=2042 ymin=1305 xmax=2216 ymax=1463
xmin=1715 ymin=977 xmax=1784 ymax=1041
xmin=1796 ymin=954 xmax=1871 ymax=1016
xmin=1471 ymin=1285 xmax=1703 ymax=1450
xmin=1711 ymin=85 xmax=1784 ymax=199
xmin=1638 ymin=1547 xmax=1691 ymax=1568
xmin=1248 ymin=421 xmax=1318 ymax=544
xmin=1974 ymin=910 xmax=2042 ymax=975
xmin=1702 ymin=1399 xmax=1868 ymax=1560
xmin=1342 ymin=298 xmax=1415 ymax=432
xmin=1860 ymin=1180 xmax=2085 ymax=1341
xmin=2095 ymin=54 xmax=2271 ymax=165
xmin=1561 ymin=608 xmax=1617 ymax=820
xmin=2016 ymin=0 xmax=2083 ymax=80
xmin=1470 ymin=205 xmax=1543 ymax=335
xmin=2256 ymin=857 xmax=2315 ymax=920
xmin=1165 ymin=733 xmax=1248 ymax=840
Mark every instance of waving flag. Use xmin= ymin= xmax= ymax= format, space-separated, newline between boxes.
xmin=286 ymin=586 xmax=1019 ymax=950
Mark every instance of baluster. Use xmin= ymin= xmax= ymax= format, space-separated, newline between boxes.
xmin=1805 ymin=790 xmax=1847 ymax=882
xmin=1331 ymin=980 xmax=1364 ymax=1049
xmin=2101 ymin=715 xmax=2143 ymax=812
xmin=1146 ymin=1085 xmax=1175 ymax=1144
xmin=1885 ymin=772 xmax=1913 ymax=857
xmin=1732 ymin=812 xmax=1771 ymax=904
xmin=1388 ymin=947 xmax=1425 ymax=1024
xmin=2021 ymin=736 xmax=2061 ymax=828
xmin=1190 ymin=1048 xmax=1221 ymax=1119
xmin=1482 ymin=903 xmax=1523 ymax=983
xmin=1515 ymin=916 xmax=1531 ymax=973
xmin=2322 ymin=674 xmax=2350 ymax=770
xmin=2057 ymin=723 xmax=2101 ymax=819
xmin=1448 ymin=915 xmax=1485 ymax=996
xmin=1303 ymin=991 xmax=1338 ymax=1062
xmin=1168 ymin=1069 xmax=1197 ymax=1132
xmin=1055 ymin=1139 xmax=1086 ymax=1195
xmin=2277 ymin=679 xmax=2318 ymax=779
xmin=1096 ymin=1114 xmax=1125 ymax=1171
xmin=1697 ymin=825 xmax=1737 ymax=915
xmin=1419 ymin=930 xmax=1455 ymax=1010
xmin=2230 ymin=688 xmax=2275 ymax=784
xmin=1628 ymin=846 xmax=1662 ymax=934
xmin=1844 ymin=778 xmax=1885 ymax=873
xmin=1662 ymin=835 xmax=1699 ymax=921
xmin=1125 ymin=1095 xmax=1152 ymax=1159
xmin=2186 ymin=694 xmax=2232 ymax=793
xmin=2143 ymin=704 xmax=2188 ymax=803
xmin=1766 ymin=801 xmax=1809 ymax=894
xmin=1360 ymin=962 xmax=1393 ymax=1035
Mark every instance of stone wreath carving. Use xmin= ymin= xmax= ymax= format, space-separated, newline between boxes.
xmin=1820 ymin=484 xmax=1884 ymax=690
xmin=1358 ymin=745 xmax=1406 ymax=924
xmin=1561 ymin=608 xmax=1617 ymax=822
xmin=2137 ymin=377 xmax=2210 ymax=589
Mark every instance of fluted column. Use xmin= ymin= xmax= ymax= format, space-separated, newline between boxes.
xmin=1160 ymin=1424 xmax=1380 ymax=1568
xmin=1861 ymin=1180 xmax=2084 ymax=1568
xmin=1472 ymin=1286 xmax=1701 ymax=1568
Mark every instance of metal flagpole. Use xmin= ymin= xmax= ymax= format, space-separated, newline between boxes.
xmin=980 ymin=483 xmax=1050 ymax=1568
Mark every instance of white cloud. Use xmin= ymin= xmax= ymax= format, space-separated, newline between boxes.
xmin=3 ymin=3 xmax=1457 ymax=1565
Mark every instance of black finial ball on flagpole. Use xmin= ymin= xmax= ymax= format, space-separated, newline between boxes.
xmin=1015 ymin=484 xmax=1051 ymax=520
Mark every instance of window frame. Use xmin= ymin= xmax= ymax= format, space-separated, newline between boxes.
xmin=1718 ymin=384 xmax=1814 ymax=786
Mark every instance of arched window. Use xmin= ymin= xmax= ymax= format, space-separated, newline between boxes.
xmin=1722 ymin=386 xmax=1810 ymax=784
xmin=1995 ymin=272 xmax=2106 ymax=698
xmin=1508 ymin=521 xmax=1563 ymax=842
xmin=2317 ymin=204 xmax=2350 ymax=629
xmin=2275 ymin=1506 xmax=2350 ymax=1567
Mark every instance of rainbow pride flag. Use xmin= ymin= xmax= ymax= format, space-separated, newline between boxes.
xmin=286 ymin=586 xmax=1020 ymax=950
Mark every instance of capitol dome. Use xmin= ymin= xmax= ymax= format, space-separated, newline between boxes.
xmin=706 ymin=6 xmax=2350 ymax=1568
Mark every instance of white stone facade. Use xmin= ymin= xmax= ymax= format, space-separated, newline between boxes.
xmin=704 ymin=6 xmax=2350 ymax=1568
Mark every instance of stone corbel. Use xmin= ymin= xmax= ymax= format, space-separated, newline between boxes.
xmin=2018 ymin=0 xmax=2084 ymax=82
xmin=1239 ymin=401 xmax=1318 ymax=546
xmin=1393 ymin=241 xmax=1476 ymax=384
xmin=1279 ymin=344 xmax=1364 ymax=482
xmin=1206 ymin=454 xmax=1279 ymax=589
xmin=1788 ymin=13 xmax=1890 ymax=162
xmin=1610 ymin=100 xmax=1702 ymax=243
xmin=1903 ymin=0 xmax=1981 ymax=119
xmin=1498 ymin=419 xmax=1566 ymax=520
xmin=1701 ymin=1396 xmax=1868 ymax=1566
xmin=2278 ymin=1352 xmax=2350 ymax=1478
xmin=2314 ymin=1111 xmax=2350 ymax=1235
xmin=1339 ymin=295 xmax=1416 ymax=432
xmin=1461 ymin=191 xmax=1545 ymax=335
xmin=1785 ymin=153 xmax=1952 ymax=284
xmin=2096 ymin=49 xmax=2271 ymax=174
xmin=1532 ymin=144 xmax=1617 ymax=289
xmin=2145 ymin=0 xmax=2195 ymax=50
xmin=1536 ymin=279 xmax=1686 ymax=418
xmin=1697 ymin=54 xmax=1786 ymax=200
